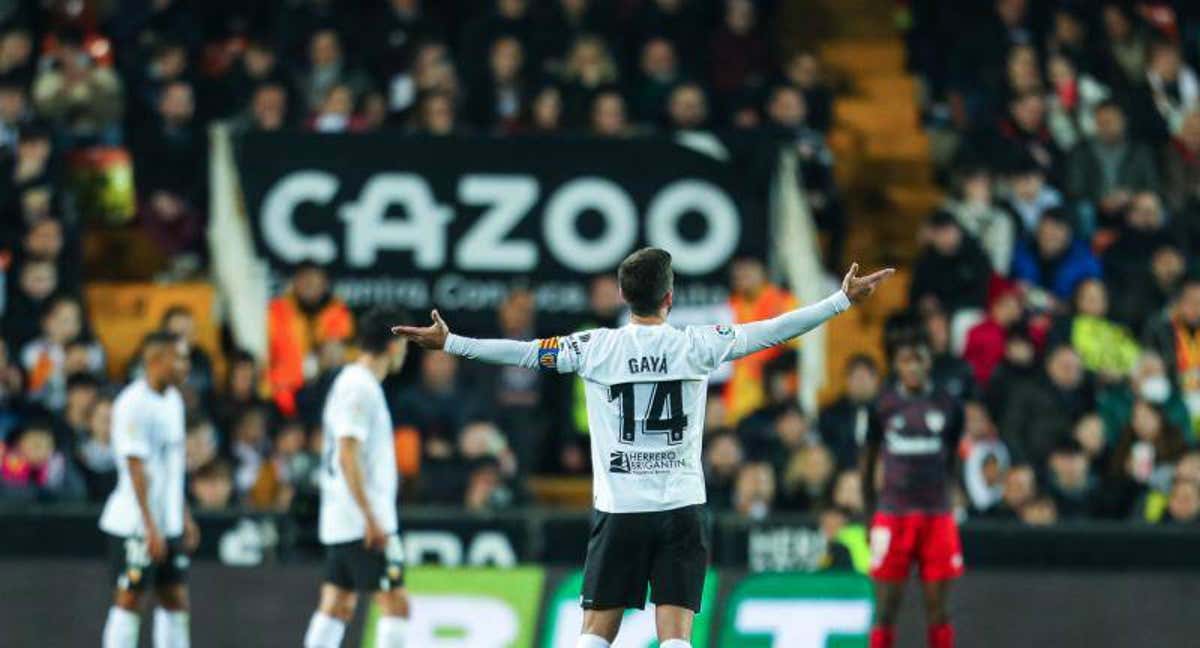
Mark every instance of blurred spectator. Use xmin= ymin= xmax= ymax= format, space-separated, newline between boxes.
xmin=1019 ymin=495 xmax=1059 ymax=525
xmin=1106 ymin=399 xmax=1188 ymax=517
xmin=32 ymin=29 xmax=123 ymax=146
xmin=533 ymin=0 xmax=615 ymax=72
xmin=76 ymin=394 xmax=115 ymax=501
xmin=590 ymin=89 xmax=631 ymax=137
xmin=733 ymin=461 xmax=775 ymax=520
xmin=295 ymin=29 xmax=372 ymax=114
xmin=909 ymin=211 xmax=992 ymax=315
xmin=232 ymin=82 xmax=289 ymax=135
xmin=396 ymin=350 xmax=482 ymax=461
xmin=0 ymin=339 xmax=24 ymax=438
xmin=1097 ymin=351 xmax=1192 ymax=446
xmin=0 ymin=78 xmax=29 ymax=152
xmin=412 ymin=90 xmax=458 ymax=135
xmin=819 ymin=355 xmax=880 ymax=469
xmin=709 ymin=0 xmax=770 ymax=104
xmin=1011 ymin=208 xmax=1101 ymax=304
xmin=1064 ymin=101 xmax=1160 ymax=227
xmin=704 ymin=432 xmax=743 ymax=510
xmin=364 ymin=0 xmax=445 ymax=89
xmin=20 ymin=217 xmax=78 ymax=294
xmin=189 ymin=459 xmax=234 ymax=511
xmin=1054 ymin=278 xmax=1139 ymax=379
xmin=230 ymin=406 xmax=270 ymax=500
xmin=213 ymin=349 xmax=265 ymax=437
xmin=2 ymin=259 xmax=58 ymax=351
xmin=475 ymin=289 xmax=546 ymax=471
xmin=631 ymin=37 xmax=680 ymax=124
xmin=1128 ymin=39 xmax=1198 ymax=143
xmin=20 ymin=295 xmax=103 ymax=411
xmin=0 ymin=416 xmax=85 ymax=502
xmin=1047 ymin=438 xmax=1099 ymax=518
xmin=521 ymin=84 xmax=563 ymax=133
xmin=220 ymin=38 xmax=293 ymax=118
xmin=830 ymin=469 xmax=865 ymax=516
xmin=0 ymin=29 xmax=34 ymax=85
xmin=963 ymin=436 xmax=1010 ymax=515
xmin=984 ymin=462 xmax=1036 ymax=520
xmin=266 ymin=263 xmax=353 ymax=416
xmin=942 ymin=165 xmax=1015 ymax=274
xmin=130 ymin=80 xmax=206 ymax=273
xmin=1161 ymin=477 xmax=1200 ymax=524
xmin=6 ymin=124 xmax=58 ymax=226
xmin=1099 ymin=3 xmax=1149 ymax=87
xmin=184 ymin=416 xmax=218 ymax=475
xmin=1164 ymin=110 xmax=1200 ymax=226
xmin=247 ymin=418 xmax=315 ymax=512
xmin=560 ymin=36 xmax=619 ymax=123
xmin=780 ymin=50 xmax=833 ymax=133
xmin=1073 ymin=413 xmax=1110 ymax=473
xmin=459 ymin=0 xmax=536 ymax=85
xmin=631 ymin=0 xmax=707 ymax=79
xmin=1001 ymin=157 xmax=1064 ymax=237
xmin=925 ymin=308 xmax=976 ymax=400
xmin=970 ymin=92 xmax=1061 ymax=181
xmin=724 ymin=258 xmax=796 ymax=423
xmin=765 ymin=84 xmax=844 ymax=269
xmin=306 ymin=84 xmax=372 ymax=134
xmin=777 ymin=443 xmax=835 ymax=512
xmin=466 ymin=36 xmax=527 ymax=132
xmin=1001 ymin=345 xmax=1094 ymax=465
xmin=1045 ymin=53 xmax=1111 ymax=152
xmin=665 ymin=82 xmax=708 ymax=131
xmin=59 ymin=371 xmax=99 ymax=445
xmin=1103 ymin=193 xmax=1179 ymax=328
xmin=1142 ymin=277 xmax=1200 ymax=426
xmin=160 ymin=304 xmax=215 ymax=411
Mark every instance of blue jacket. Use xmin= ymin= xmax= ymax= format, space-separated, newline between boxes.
xmin=1011 ymin=238 xmax=1102 ymax=300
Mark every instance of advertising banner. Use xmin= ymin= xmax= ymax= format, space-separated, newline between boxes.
xmin=540 ymin=569 xmax=719 ymax=648
xmin=718 ymin=573 xmax=873 ymax=648
xmin=234 ymin=133 xmax=773 ymax=328
xmin=363 ymin=567 xmax=545 ymax=648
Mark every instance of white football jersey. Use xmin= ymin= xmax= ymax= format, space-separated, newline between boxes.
xmin=540 ymin=323 xmax=741 ymax=513
xmin=99 ymin=379 xmax=187 ymax=538
xmin=318 ymin=362 xmax=399 ymax=544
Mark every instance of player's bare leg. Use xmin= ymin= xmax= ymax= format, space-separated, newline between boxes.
xmin=103 ymin=588 xmax=143 ymax=648
xmin=655 ymin=604 xmax=695 ymax=647
xmin=869 ymin=581 xmax=904 ymax=648
xmin=304 ymin=584 xmax=356 ymax=648
xmin=153 ymin=583 xmax=190 ymax=648
xmin=922 ymin=580 xmax=954 ymax=648
xmin=373 ymin=587 xmax=411 ymax=647
xmin=578 ymin=607 xmax=623 ymax=646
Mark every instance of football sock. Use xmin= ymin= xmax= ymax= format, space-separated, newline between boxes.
xmin=928 ymin=622 xmax=955 ymax=648
xmin=376 ymin=616 xmax=409 ymax=648
xmin=153 ymin=608 xmax=189 ymax=648
xmin=304 ymin=612 xmax=346 ymax=648
xmin=103 ymin=606 xmax=140 ymax=648
xmin=869 ymin=625 xmax=896 ymax=648
xmin=660 ymin=640 xmax=692 ymax=648
xmin=576 ymin=634 xmax=611 ymax=648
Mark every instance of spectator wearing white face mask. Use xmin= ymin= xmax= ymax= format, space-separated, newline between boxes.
xmin=1098 ymin=351 xmax=1195 ymax=448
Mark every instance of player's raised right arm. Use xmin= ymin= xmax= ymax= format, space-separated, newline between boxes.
xmin=392 ymin=309 xmax=543 ymax=369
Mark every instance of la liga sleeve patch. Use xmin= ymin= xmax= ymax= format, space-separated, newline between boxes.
xmin=536 ymin=337 xmax=561 ymax=370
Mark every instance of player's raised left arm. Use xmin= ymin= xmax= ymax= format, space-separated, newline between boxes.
xmin=726 ymin=263 xmax=894 ymax=361
xmin=392 ymin=309 xmax=542 ymax=369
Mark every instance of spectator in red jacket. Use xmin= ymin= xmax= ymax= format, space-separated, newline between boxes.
xmin=965 ymin=280 xmax=1025 ymax=387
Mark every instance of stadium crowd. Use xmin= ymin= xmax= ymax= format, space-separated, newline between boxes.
xmin=0 ymin=0 xmax=1198 ymax=531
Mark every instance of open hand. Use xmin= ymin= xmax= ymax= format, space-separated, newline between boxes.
xmin=841 ymin=263 xmax=895 ymax=304
xmin=391 ymin=309 xmax=450 ymax=349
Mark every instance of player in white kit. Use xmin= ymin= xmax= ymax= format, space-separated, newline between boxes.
xmin=100 ymin=331 xmax=200 ymax=648
xmin=393 ymin=248 xmax=893 ymax=648
xmin=304 ymin=308 xmax=412 ymax=648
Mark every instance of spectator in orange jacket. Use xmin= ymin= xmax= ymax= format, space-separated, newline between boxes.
xmin=267 ymin=263 xmax=353 ymax=416
xmin=724 ymin=258 xmax=798 ymax=424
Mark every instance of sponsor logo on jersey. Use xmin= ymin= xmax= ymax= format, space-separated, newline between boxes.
xmin=608 ymin=450 xmax=686 ymax=474
xmin=536 ymin=337 xmax=561 ymax=370
xmin=925 ymin=410 xmax=946 ymax=433
xmin=714 ymin=324 xmax=734 ymax=337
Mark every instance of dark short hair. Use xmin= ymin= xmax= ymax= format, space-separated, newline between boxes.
xmin=886 ymin=326 xmax=929 ymax=361
xmin=618 ymin=248 xmax=674 ymax=316
xmin=159 ymin=304 xmax=193 ymax=328
xmin=143 ymin=330 xmax=181 ymax=354
xmin=845 ymin=353 xmax=879 ymax=375
xmin=358 ymin=307 xmax=406 ymax=353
